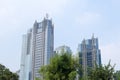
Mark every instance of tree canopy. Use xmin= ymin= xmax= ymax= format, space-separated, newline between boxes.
xmin=38 ymin=50 xmax=117 ymax=80
xmin=114 ymin=70 xmax=120 ymax=80
xmin=88 ymin=61 xmax=115 ymax=80
xmin=0 ymin=64 xmax=18 ymax=80
xmin=39 ymin=51 xmax=82 ymax=80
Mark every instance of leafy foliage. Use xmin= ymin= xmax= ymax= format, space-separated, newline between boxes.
xmin=38 ymin=50 xmax=117 ymax=80
xmin=88 ymin=61 xmax=115 ymax=80
xmin=114 ymin=70 xmax=120 ymax=80
xmin=0 ymin=64 xmax=18 ymax=80
xmin=39 ymin=51 xmax=82 ymax=80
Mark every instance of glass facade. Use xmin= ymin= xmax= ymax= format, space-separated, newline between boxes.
xmin=19 ymin=31 xmax=32 ymax=80
xmin=78 ymin=36 xmax=101 ymax=77
xmin=19 ymin=17 xmax=54 ymax=80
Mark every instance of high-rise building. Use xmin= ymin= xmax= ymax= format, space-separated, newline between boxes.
xmin=19 ymin=16 xmax=54 ymax=80
xmin=77 ymin=35 xmax=101 ymax=78
xmin=55 ymin=45 xmax=72 ymax=54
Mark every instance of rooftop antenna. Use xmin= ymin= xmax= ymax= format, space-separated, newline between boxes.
xmin=92 ymin=33 xmax=94 ymax=39
xmin=46 ymin=13 xmax=49 ymax=19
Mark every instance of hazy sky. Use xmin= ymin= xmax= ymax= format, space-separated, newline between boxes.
xmin=0 ymin=0 xmax=120 ymax=72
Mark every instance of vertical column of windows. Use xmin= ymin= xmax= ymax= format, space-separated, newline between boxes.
xmin=34 ymin=33 xmax=44 ymax=78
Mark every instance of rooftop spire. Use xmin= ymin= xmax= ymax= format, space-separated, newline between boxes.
xmin=46 ymin=13 xmax=49 ymax=19
xmin=92 ymin=33 xmax=94 ymax=39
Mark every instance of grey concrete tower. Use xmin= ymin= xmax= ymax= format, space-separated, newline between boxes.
xmin=19 ymin=15 xmax=54 ymax=80
xmin=77 ymin=35 xmax=101 ymax=79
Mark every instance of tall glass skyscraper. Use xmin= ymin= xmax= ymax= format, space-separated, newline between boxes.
xmin=19 ymin=16 xmax=54 ymax=80
xmin=77 ymin=35 xmax=101 ymax=78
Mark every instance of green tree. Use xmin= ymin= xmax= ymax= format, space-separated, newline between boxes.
xmin=88 ymin=61 xmax=115 ymax=80
xmin=39 ymin=51 xmax=82 ymax=80
xmin=0 ymin=64 xmax=18 ymax=80
xmin=114 ymin=70 xmax=120 ymax=80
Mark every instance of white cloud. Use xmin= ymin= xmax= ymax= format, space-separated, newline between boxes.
xmin=75 ymin=12 xmax=101 ymax=25
xmin=100 ymin=43 xmax=120 ymax=70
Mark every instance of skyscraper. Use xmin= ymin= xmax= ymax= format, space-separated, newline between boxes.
xmin=19 ymin=15 xmax=54 ymax=80
xmin=77 ymin=35 xmax=101 ymax=78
